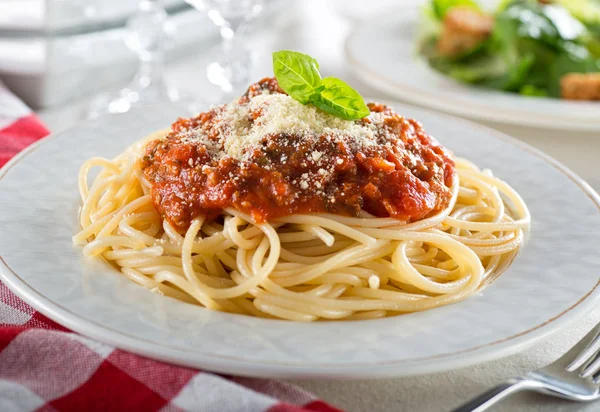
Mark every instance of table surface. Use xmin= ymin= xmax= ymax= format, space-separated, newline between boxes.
xmin=36 ymin=1 xmax=600 ymax=411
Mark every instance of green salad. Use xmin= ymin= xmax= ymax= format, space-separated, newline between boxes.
xmin=418 ymin=0 xmax=600 ymax=100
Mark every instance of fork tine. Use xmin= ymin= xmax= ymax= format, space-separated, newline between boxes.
xmin=566 ymin=324 xmax=600 ymax=372
xmin=580 ymin=352 xmax=600 ymax=378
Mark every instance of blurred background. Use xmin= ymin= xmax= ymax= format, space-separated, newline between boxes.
xmin=0 ymin=0 xmax=396 ymax=113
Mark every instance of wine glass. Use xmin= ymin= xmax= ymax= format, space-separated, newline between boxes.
xmin=185 ymin=0 xmax=263 ymax=93
xmin=88 ymin=0 xmax=183 ymax=117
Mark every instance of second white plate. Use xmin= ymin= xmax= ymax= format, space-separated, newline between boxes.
xmin=345 ymin=9 xmax=600 ymax=131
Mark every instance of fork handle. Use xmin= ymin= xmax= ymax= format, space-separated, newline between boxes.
xmin=451 ymin=377 xmax=543 ymax=412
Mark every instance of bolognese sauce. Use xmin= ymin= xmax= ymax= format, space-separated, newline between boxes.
xmin=141 ymin=77 xmax=455 ymax=230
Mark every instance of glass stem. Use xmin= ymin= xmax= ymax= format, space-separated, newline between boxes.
xmin=127 ymin=0 xmax=167 ymax=92
xmin=135 ymin=54 xmax=165 ymax=90
xmin=220 ymin=25 xmax=236 ymax=63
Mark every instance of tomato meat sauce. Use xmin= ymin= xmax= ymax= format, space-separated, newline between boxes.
xmin=141 ymin=78 xmax=455 ymax=231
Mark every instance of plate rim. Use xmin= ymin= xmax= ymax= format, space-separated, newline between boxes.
xmin=1 ymin=107 xmax=600 ymax=378
xmin=345 ymin=11 xmax=600 ymax=132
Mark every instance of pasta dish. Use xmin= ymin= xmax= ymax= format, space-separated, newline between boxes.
xmin=74 ymin=58 xmax=530 ymax=321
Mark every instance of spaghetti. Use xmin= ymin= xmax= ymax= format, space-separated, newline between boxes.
xmin=74 ymin=81 xmax=530 ymax=321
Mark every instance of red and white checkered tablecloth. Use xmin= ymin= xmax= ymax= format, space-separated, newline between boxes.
xmin=0 ymin=83 xmax=343 ymax=412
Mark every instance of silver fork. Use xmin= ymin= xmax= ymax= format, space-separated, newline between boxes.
xmin=452 ymin=321 xmax=600 ymax=412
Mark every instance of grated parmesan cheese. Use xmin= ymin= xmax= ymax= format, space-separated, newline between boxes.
xmin=175 ymin=93 xmax=382 ymax=162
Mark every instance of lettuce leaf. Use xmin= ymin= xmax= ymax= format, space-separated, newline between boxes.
xmin=429 ymin=0 xmax=480 ymax=20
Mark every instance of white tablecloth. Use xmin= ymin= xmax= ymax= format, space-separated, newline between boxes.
xmin=35 ymin=1 xmax=600 ymax=411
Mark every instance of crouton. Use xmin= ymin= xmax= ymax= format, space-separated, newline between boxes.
xmin=437 ymin=7 xmax=494 ymax=58
xmin=561 ymin=73 xmax=600 ymax=101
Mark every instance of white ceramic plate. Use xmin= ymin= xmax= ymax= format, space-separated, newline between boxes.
xmin=1 ymin=102 xmax=600 ymax=379
xmin=345 ymin=9 xmax=600 ymax=131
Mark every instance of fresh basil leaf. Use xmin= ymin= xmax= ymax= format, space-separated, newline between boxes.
xmin=271 ymin=51 xmax=370 ymax=120
xmin=309 ymin=77 xmax=370 ymax=121
xmin=272 ymin=51 xmax=321 ymax=104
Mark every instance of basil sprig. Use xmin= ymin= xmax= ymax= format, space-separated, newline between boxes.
xmin=272 ymin=51 xmax=370 ymax=120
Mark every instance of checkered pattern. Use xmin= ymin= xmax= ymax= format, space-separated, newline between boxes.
xmin=0 ymin=83 xmax=343 ymax=412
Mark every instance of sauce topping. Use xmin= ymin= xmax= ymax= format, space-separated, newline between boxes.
xmin=141 ymin=78 xmax=455 ymax=229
